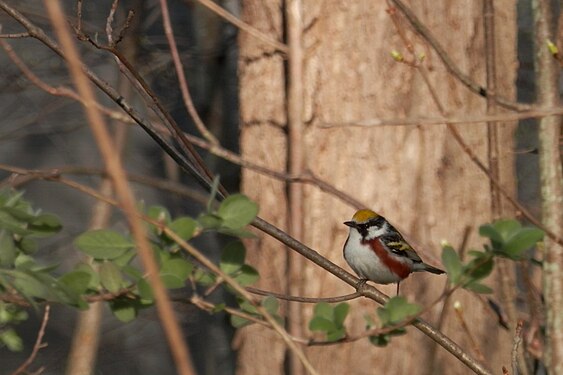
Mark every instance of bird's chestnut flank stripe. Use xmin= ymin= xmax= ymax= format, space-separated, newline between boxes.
xmin=362 ymin=238 xmax=411 ymax=279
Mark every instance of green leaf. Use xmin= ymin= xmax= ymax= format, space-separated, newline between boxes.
xmin=1 ymin=206 xmax=36 ymax=222
xmin=309 ymin=316 xmax=335 ymax=332
xmin=0 ymin=211 xmax=32 ymax=236
xmin=112 ymin=249 xmax=137 ymax=268
xmin=217 ymin=227 xmax=257 ymax=238
xmin=74 ymin=263 xmax=100 ymax=289
xmin=234 ymin=264 xmax=259 ymax=286
xmin=217 ymin=194 xmax=258 ymax=229
xmin=441 ymin=246 xmax=462 ymax=283
xmin=220 ymin=242 xmax=246 ymax=274
xmin=503 ymin=228 xmax=544 ymax=258
xmin=0 ymin=328 xmax=23 ymax=351
xmin=17 ymin=237 xmax=37 ymax=255
xmin=146 ymin=206 xmax=171 ymax=224
xmin=198 ymin=213 xmax=223 ymax=230
xmin=0 ymin=229 xmax=16 ymax=267
xmin=379 ymin=297 xmax=421 ymax=326
xmin=464 ymin=281 xmax=493 ymax=294
xmin=478 ymin=224 xmax=503 ymax=244
xmin=261 ymin=296 xmax=279 ymax=314
xmin=137 ymin=278 xmax=154 ymax=303
xmin=168 ymin=217 xmax=197 ymax=241
xmin=6 ymin=270 xmax=54 ymax=301
xmin=231 ymin=314 xmax=252 ymax=328
xmin=193 ymin=268 xmax=216 ymax=286
xmin=28 ymin=213 xmax=62 ymax=236
xmin=464 ymin=254 xmax=494 ymax=281
xmin=75 ymin=230 xmax=134 ymax=260
xmin=326 ymin=328 xmax=346 ymax=342
xmin=160 ymin=257 xmax=192 ymax=289
xmin=313 ymin=302 xmax=333 ymax=320
xmin=160 ymin=274 xmax=184 ymax=289
xmin=59 ymin=271 xmax=92 ymax=295
xmin=493 ymin=219 xmax=521 ymax=242
xmin=333 ymin=303 xmax=350 ymax=327
xmin=212 ymin=303 xmax=226 ymax=313
xmin=109 ymin=299 xmax=137 ymax=322
xmin=99 ymin=262 xmax=123 ymax=293
xmin=369 ymin=333 xmax=391 ymax=347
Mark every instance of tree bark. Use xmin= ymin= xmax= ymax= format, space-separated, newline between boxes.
xmin=237 ymin=1 xmax=517 ymax=373
xmin=532 ymin=0 xmax=563 ymax=373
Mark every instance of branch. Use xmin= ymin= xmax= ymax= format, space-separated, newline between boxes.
xmin=511 ymin=320 xmax=524 ymax=375
xmin=389 ymin=0 xmax=530 ymax=111
xmin=159 ymin=0 xmax=219 ymax=145
xmin=319 ymin=106 xmax=563 ymax=128
xmin=191 ymin=0 xmax=288 ymax=53
xmin=10 ymin=305 xmax=50 ymax=375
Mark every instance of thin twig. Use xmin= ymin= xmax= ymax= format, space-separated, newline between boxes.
xmin=511 ymin=320 xmax=524 ymax=375
xmin=105 ymin=0 xmax=119 ymax=45
xmin=319 ymin=106 xmax=563 ymax=128
xmin=159 ymin=0 xmax=219 ymax=145
xmin=10 ymin=305 xmax=50 ymax=375
xmin=191 ymin=0 xmax=288 ymax=53
xmin=453 ymin=301 xmax=487 ymax=364
xmin=286 ymin=1 xmax=306 ymax=373
xmin=246 ymin=286 xmax=361 ymax=303
xmin=0 ymin=32 xmax=30 ymax=38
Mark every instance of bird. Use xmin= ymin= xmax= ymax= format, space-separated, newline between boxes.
xmin=343 ymin=209 xmax=445 ymax=294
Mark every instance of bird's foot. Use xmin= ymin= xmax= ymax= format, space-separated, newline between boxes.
xmin=356 ymin=278 xmax=369 ymax=293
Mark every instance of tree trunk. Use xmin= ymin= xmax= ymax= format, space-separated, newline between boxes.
xmin=237 ymin=1 xmax=517 ymax=374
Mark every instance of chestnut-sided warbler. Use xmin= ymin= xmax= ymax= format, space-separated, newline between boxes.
xmin=343 ymin=209 xmax=445 ymax=294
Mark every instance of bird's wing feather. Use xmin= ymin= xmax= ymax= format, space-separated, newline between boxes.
xmin=381 ymin=231 xmax=423 ymax=263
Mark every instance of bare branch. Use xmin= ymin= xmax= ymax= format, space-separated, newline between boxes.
xmin=191 ymin=0 xmax=288 ymax=53
xmin=159 ymin=0 xmax=219 ymax=145
xmin=10 ymin=305 xmax=50 ymax=375
xmin=511 ymin=320 xmax=524 ymax=375
xmin=319 ymin=106 xmax=563 ymax=128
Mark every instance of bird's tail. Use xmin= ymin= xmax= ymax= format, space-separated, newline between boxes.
xmin=417 ymin=263 xmax=445 ymax=275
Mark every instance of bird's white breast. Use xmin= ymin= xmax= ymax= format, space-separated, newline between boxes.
xmin=344 ymin=228 xmax=404 ymax=284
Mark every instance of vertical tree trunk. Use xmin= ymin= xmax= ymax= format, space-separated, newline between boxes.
xmin=532 ymin=0 xmax=563 ymax=373
xmin=237 ymin=1 xmax=517 ymax=373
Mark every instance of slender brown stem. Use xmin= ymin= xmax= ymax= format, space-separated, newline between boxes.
xmin=10 ymin=305 xmax=50 ymax=375
xmin=286 ymin=1 xmax=306 ymax=374
xmin=159 ymin=0 xmax=219 ymax=145
xmin=191 ymin=0 xmax=288 ymax=53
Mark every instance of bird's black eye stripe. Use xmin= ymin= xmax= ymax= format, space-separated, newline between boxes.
xmin=356 ymin=223 xmax=369 ymax=236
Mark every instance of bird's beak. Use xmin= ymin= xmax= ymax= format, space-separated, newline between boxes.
xmin=343 ymin=221 xmax=356 ymax=228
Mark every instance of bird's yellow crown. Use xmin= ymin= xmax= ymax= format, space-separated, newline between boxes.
xmin=351 ymin=209 xmax=380 ymax=223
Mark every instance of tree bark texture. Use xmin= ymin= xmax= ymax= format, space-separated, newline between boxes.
xmin=532 ymin=0 xmax=563 ymax=373
xmin=237 ymin=1 xmax=518 ymax=374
